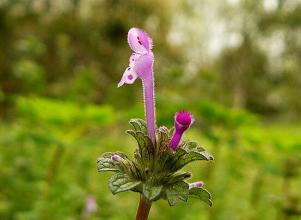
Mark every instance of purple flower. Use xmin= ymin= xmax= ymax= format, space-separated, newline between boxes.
xmin=118 ymin=28 xmax=156 ymax=144
xmin=84 ymin=195 xmax=98 ymax=214
xmin=111 ymin=154 xmax=122 ymax=161
xmin=169 ymin=111 xmax=194 ymax=151
xmin=189 ymin=181 xmax=204 ymax=189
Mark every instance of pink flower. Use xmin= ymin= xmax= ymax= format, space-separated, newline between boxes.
xmin=118 ymin=28 xmax=153 ymax=87
xmin=118 ymin=28 xmax=156 ymax=144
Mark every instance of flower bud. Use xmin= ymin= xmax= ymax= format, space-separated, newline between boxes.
xmin=189 ymin=181 xmax=204 ymax=190
xmin=111 ymin=154 xmax=122 ymax=161
xmin=168 ymin=111 xmax=194 ymax=151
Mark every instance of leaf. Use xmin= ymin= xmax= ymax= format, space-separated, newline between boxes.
xmin=170 ymin=147 xmax=214 ymax=172
xmin=129 ymin=118 xmax=147 ymax=134
xmin=166 ymin=181 xmax=189 ymax=206
xmin=189 ymin=188 xmax=213 ymax=206
xmin=168 ymin=171 xmax=192 ymax=183
xmin=126 ymin=130 xmax=154 ymax=162
xmin=157 ymin=126 xmax=170 ymax=150
xmin=182 ymin=141 xmax=206 ymax=152
xmin=109 ymin=173 xmax=141 ymax=194
xmin=162 ymin=148 xmax=187 ymax=171
xmin=143 ymin=184 xmax=163 ymax=201
xmin=97 ymin=152 xmax=129 ymax=172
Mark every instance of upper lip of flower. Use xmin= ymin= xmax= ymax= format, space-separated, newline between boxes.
xmin=127 ymin=27 xmax=153 ymax=54
xmin=118 ymin=28 xmax=154 ymax=88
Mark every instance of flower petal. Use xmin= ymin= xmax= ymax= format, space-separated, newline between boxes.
xmin=129 ymin=53 xmax=141 ymax=68
xmin=133 ymin=52 xmax=154 ymax=80
xmin=117 ymin=67 xmax=138 ymax=87
xmin=128 ymin=28 xmax=152 ymax=54
xmin=175 ymin=111 xmax=194 ymax=132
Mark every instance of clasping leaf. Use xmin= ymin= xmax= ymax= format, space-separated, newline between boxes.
xmin=109 ymin=173 xmax=141 ymax=194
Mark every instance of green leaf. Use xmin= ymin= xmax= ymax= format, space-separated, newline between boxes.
xmin=189 ymin=188 xmax=213 ymax=206
xmin=182 ymin=141 xmax=206 ymax=152
xmin=129 ymin=118 xmax=147 ymax=134
xmin=157 ymin=126 xmax=170 ymax=150
xmin=162 ymin=148 xmax=187 ymax=171
xmin=166 ymin=181 xmax=189 ymax=206
xmin=108 ymin=173 xmax=141 ymax=194
xmin=170 ymin=147 xmax=214 ymax=172
xmin=143 ymin=184 xmax=163 ymax=201
xmin=167 ymin=171 xmax=192 ymax=184
xmin=97 ymin=152 xmax=129 ymax=172
xmin=126 ymin=130 xmax=154 ymax=162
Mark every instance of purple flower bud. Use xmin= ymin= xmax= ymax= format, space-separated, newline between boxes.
xmin=169 ymin=111 xmax=194 ymax=151
xmin=111 ymin=154 xmax=122 ymax=161
xmin=189 ymin=181 xmax=204 ymax=190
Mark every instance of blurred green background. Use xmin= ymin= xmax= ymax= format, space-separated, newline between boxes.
xmin=0 ymin=0 xmax=301 ymax=219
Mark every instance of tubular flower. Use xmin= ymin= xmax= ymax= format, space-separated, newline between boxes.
xmin=169 ymin=111 xmax=194 ymax=151
xmin=118 ymin=27 xmax=156 ymax=144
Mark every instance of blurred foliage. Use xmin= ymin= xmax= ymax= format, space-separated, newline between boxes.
xmin=16 ymin=96 xmax=115 ymax=126
xmin=0 ymin=0 xmax=301 ymax=220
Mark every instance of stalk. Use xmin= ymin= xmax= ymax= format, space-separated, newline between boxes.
xmin=135 ymin=195 xmax=152 ymax=220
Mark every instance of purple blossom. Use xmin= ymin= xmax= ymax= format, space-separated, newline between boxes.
xmin=111 ymin=154 xmax=122 ymax=161
xmin=84 ymin=195 xmax=98 ymax=214
xmin=118 ymin=27 xmax=156 ymax=144
xmin=169 ymin=111 xmax=194 ymax=151
xmin=189 ymin=181 xmax=204 ymax=190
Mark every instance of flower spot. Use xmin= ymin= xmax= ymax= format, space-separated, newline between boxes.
xmin=128 ymin=74 xmax=133 ymax=80
xmin=137 ymin=36 xmax=142 ymax=45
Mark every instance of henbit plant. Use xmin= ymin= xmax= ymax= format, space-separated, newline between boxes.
xmin=97 ymin=27 xmax=214 ymax=220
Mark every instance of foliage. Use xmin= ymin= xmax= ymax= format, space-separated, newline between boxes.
xmin=16 ymin=96 xmax=115 ymax=126
xmin=97 ymin=119 xmax=213 ymax=206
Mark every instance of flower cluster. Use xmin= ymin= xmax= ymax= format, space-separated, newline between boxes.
xmin=97 ymin=28 xmax=213 ymax=211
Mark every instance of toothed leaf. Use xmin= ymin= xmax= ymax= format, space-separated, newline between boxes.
xmin=126 ymin=130 xmax=154 ymax=162
xmin=157 ymin=126 xmax=170 ymax=149
xmin=97 ymin=152 xmax=129 ymax=172
xmin=182 ymin=141 xmax=206 ymax=152
xmin=129 ymin=118 xmax=147 ymax=134
xmin=109 ymin=173 xmax=141 ymax=194
xmin=189 ymin=188 xmax=213 ymax=206
xmin=170 ymin=147 xmax=213 ymax=172
xmin=167 ymin=171 xmax=192 ymax=184
xmin=166 ymin=181 xmax=189 ymax=206
xmin=143 ymin=184 xmax=163 ymax=201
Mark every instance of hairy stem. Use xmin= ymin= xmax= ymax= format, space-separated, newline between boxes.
xmin=135 ymin=195 xmax=152 ymax=220
xmin=142 ymin=79 xmax=156 ymax=145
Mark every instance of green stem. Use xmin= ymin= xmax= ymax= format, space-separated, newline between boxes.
xmin=135 ymin=195 xmax=152 ymax=220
